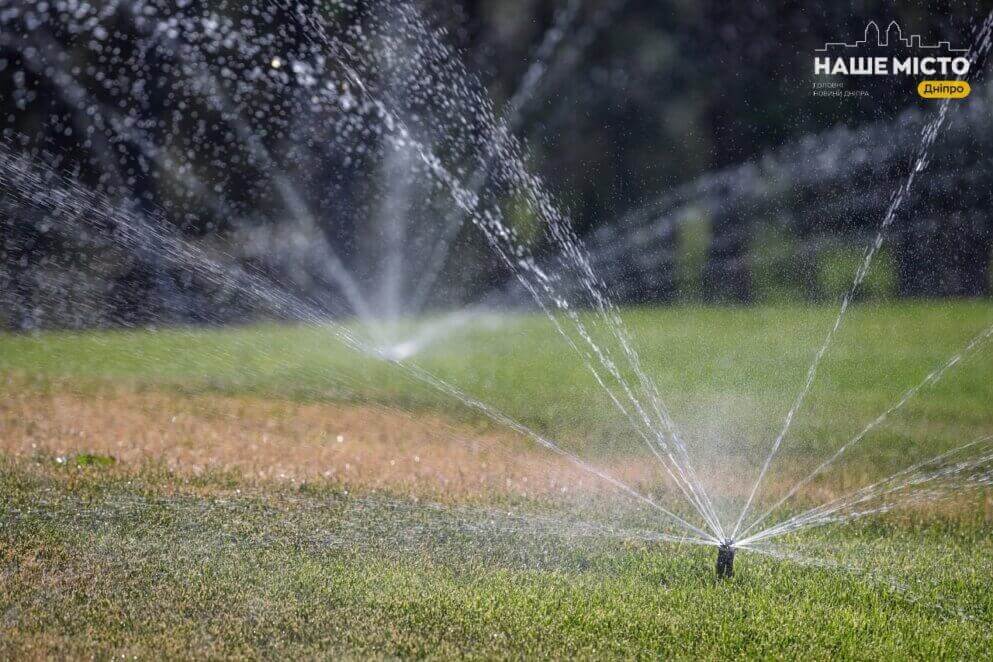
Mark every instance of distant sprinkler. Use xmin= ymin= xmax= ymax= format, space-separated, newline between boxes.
xmin=716 ymin=540 xmax=735 ymax=579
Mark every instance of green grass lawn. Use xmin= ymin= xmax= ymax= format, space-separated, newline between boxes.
xmin=3 ymin=300 xmax=991 ymax=437
xmin=2 ymin=301 xmax=990 ymax=482
xmin=1 ymin=301 xmax=992 ymax=658
xmin=2 ymin=461 xmax=991 ymax=659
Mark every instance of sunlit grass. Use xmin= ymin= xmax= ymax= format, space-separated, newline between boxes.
xmin=1 ymin=301 xmax=992 ymax=656
xmin=1 ymin=458 xmax=991 ymax=659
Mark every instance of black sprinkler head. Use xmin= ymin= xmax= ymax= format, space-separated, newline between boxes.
xmin=716 ymin=541 xmax=735 ymax=579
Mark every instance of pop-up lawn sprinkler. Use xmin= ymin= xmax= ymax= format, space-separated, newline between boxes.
xmin=716 ymin=540 xmax=735 ymax=579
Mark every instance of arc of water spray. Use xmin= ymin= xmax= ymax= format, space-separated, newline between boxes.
xmin=739 ymin=321 xmax=993 ymax=540
xmin=405 ymin=0 xmax=583 ymax=316
xmin=732 ymin=10 xmax=993 ymax=541
xmin=12 ymin=7 xmax=454 ymax=379
xmin=25 ymin=3 xmax=373 ymax=328
xmin=407 ymin=0 xmax=631 ymax=317
xmin=120 ymin=0 xmax=599 ymax=358
xmin=313 ymin=5 xmax=727 ymax=540
xmin=416 ymin=4 xmax=724 ymax=539
xmin=738 ymin=434 xmax=993 ymax=546
xmin=539 ymin=184 xmax=727 ymax=539
xmin=321 ymin=24 xmax=725 ymax=540
xmin=100 ymin=1 xmax=397 ymax=341
xmin=458 ymin=11 xmax=725 ymax=534
xmin=374 ymin=137 xmax=414 ymax=324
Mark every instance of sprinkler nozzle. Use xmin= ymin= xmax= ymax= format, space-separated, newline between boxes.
xmin=716 ymin=540 xmax=735 ymax=579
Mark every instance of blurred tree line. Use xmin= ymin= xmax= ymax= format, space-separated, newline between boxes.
xmin=1 ymin=0 xmax=991 ymax=330
xmin=456 ymin=0 xmax=993 ymax=302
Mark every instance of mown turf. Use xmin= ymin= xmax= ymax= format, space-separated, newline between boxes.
xmin=1 ymin=302 xmax=992 ymax=657
xmin=1 ymin=458 xmax=991 ymax=659
xmin=1 ymin=302 xmax=990 ymax=477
